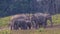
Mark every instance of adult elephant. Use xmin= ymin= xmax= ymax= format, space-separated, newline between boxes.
xmin=9 ymin=14 xmax=32 ymax=30
xmin=31 ymin=13 xmax=53 ymax=29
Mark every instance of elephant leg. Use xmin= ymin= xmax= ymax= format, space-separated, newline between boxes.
xmin=13 ymin=22 xmax=19 ymax=30
xmin=13 ymin=25 xmax=19 ymax=30
xmin=13 ymin=21 xmax=19 ymax=30
xmin=34 ymin=20 xmax=39 ymax=29
xmin=39 ymin=23 xmax=43 ymax=28
xmin=47 ymin=17 xmax=53 ymax=27
xmin=20 ymin=23 xmax=27 ymax=30
xmin=35 ymin=23 xmax=39 ymax=29
xmin=49 ymin=18 xmax=53 ymax=27
xmin=23 ymin=26 xmax=27 ymax=30
xmin=28 ymin=25 xmax=31 ymax=29
xmin=44 ymin=22 xmax=47 ymax=28
xmin=10 ymin=23 xmax=14 ymax=30
xmin=32 ymin=20 xmax=39 ymax=29
xmin=31 ymin=21 xmax=35 ymax=28
xmin=29 ymin=26 xmax=31 ymax=29
xmin=43 ymin=18 xmax=48 ymax=28
xmin=27 ymin=23 xmax=31 ymax=29
xmin=11 ymin=25 xmax=13 ymax=30
xmin=10 ymin=24 xmax=15 ymax=30
xmin=42 ymin=21 xmax=47 ymax=28
xmin=21 ymin=25 xmax=27 ymax=30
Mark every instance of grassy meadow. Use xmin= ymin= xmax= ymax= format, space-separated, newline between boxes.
xmin=0 ymin=14 xmax=60 ymax=34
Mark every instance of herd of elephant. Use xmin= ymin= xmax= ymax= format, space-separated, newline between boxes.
xmin=9 ymin=13 xmax=53 ymax=30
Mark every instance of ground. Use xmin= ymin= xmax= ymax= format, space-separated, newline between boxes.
xmin=0 ymin=14 xmax=60 ymax=34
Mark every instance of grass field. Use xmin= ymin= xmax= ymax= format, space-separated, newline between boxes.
xmin=0 ymin=14 xmax=60 ymax=34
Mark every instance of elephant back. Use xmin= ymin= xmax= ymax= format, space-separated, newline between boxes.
xmin=9 ymin=14 xmax=27 ymax=25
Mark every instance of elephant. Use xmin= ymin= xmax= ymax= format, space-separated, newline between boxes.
xmin=9 ymin=14 xmax=25 ymax=30
xmin=17 ymin=16 xmax=32 ymax=30
xmin=16 ymin=19 xmax=28 ymax=30
xmin=31 ymin=14 xmax=45 ymax=29
xmin=31 ymin=13 xmax=53 ymax=29
xmin=9 ymin=13 xmax=53 ymax=30
xmin=10 ymin=14 xmax=32 ymax=30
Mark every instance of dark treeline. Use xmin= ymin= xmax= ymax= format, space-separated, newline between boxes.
xmin=0 ymin=0 xmax=60 ymax=17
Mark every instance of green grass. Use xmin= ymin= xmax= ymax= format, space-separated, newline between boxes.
xmin=52 ymin=14 xmax=60 ymax=25
xmin=0 ymin=16 xmax=11 ymax=27
xmin=0 ymin=28 xmax=60 ymax=34
xmin=0 ymin=29 xmax=10 ymax=34
xmin=0 ymin=14 xmax=60 ymax=34
xmin=10 ymin=28 xmax=60 ymax=34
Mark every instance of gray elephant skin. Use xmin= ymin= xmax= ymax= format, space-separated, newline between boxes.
xmin=31 ymin=13 xmax=53 ymax=29
xmin=10 ymin=14 xmax=32 ymax=30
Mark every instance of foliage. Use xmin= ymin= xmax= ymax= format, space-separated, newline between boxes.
xmin=0 ymin=0 xmax=60 ymax=17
